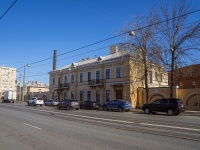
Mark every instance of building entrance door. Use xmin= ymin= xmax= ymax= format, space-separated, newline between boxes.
xmin=116 ymin=90 xmax=123 ymax=99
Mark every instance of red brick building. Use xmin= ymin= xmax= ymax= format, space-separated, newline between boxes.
xmin=169 ymin=64 xmax=200 ymax=89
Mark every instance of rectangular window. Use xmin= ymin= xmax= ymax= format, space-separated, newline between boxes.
xmin=64 ymin=75 xmax=67 ymax=83
xmin=160 ymin=74 xmax=163 ymax=82
xmin=58 ymin=77 xmax=60 ymax=84
xmin=80 ymin=91 xmax=84 ymax=101
xmin=80 ymin=73 xmax=83 ymax=82
xmin=71 ymin=91 xmax=74 ymax=99
xmin=96 ymin=91 xmax=100 ymax=102
xmin=52 ymin=92 xmax=54 ymax=100
xmin=88 ymin=72 xmax=91 ymax=81
xmin=106 ymin=90 xmax=110 ymax=102
xmin=96 ymin=70 xmax=100 ymax=83
xmin=87 ymin=91 xmax=91 ymax=101
xmin=155 ymin=72 xmax=158 ymax=81
xmin=149 ymin=71 xmax=153 ymax=83
xmin=180 ymin=82 xmax=183 ymax=88
xmin=71 ymin=74 xmax=74 ymax=83
xmin=96 ymin=70 xmax=100 ymax=80
xmin=52 ymin=78 xmax=55 ymax=85
xmin=116 ymin=66 xmax=122 ymax=78
xmin=106 ymin=69 xmax=110 ymax=79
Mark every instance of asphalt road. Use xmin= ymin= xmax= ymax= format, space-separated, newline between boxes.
xmin=0 ymin=102 xmax=200 ymax=150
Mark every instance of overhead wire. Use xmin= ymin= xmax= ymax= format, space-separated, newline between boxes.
xmin=16 ymin=10 xmax=200 ymax=81
xmin=18 ymin=18 xmax=200 ymax=73
xmin=0 ymin=0 xmax=18 ymax=20
xmin=16 ymin=8 xmax=200 ymax=71
xmin=17 ymin=18 xmax=200 ymax=79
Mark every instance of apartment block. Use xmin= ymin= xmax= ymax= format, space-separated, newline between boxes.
xmin=49 ymin=45 xmax=168 ymax=108
xmin=0 ymin=66 xmax=17 ymax=98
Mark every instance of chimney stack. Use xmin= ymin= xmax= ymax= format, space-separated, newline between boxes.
xmin=53 ymin=50 xmax=57 ymax=71
xmin=110 ymin=45 xmax=118 ymax=54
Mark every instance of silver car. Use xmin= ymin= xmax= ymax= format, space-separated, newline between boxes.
xmin=45 ymin=100 xmax=59 ymax=106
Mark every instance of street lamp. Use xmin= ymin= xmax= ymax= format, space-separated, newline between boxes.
xmin=18 ymin=74 xmax=22 ymax=101
xmin=129 ymin=30 xmax=135 ymax=36
xmin=22 ymin=64 xmax=30 ymax=101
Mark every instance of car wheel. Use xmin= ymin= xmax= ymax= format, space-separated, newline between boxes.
xmin=118 ymin=107 xmax=123 ymax=112
xmin=167 ymin=109 xmax=174 ymax=116
xmin=103 ymin=106 xmax=108 ymax=111
xmin=76 ymin=108 xmax=79 ymax=110
xmin=27 ymin=102 xmax=30 ymax=106
xmin=125 ymin=109 xmax=130 ymax=112
xmin=40 ymin=105 xmax=42 ymax=107
xmin=66 ymin=105 xmax=70 ymax=110
xmin=57 ymin=105 xmax=60 ymax=109
xmin=152 ymin=112 xmax=156 ymax=114
xmin=144 ymin=108 xmax=150 ymax=114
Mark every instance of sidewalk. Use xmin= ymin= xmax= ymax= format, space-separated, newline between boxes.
xmin=131 ymin=108 xmax=200 ymax=117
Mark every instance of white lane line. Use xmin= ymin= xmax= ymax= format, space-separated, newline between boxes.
xmin=23 ymin=123 xmax=42 ymax=130
xmin=140 ymin=123 xmax=200 ymax=132
xmin=6 ymin=105 xmax=134 ymax=124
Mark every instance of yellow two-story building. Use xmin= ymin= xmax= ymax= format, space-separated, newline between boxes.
xmin=48 ymin=45 xmax=168 ymax=108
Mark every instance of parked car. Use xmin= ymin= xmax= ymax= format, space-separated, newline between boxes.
xmin=80 ymin=101 xmax=100 ymax=109
xmin=45 ymin=100 xmax=59 ymax=106
xmin=57 ymin=99 xmax=80 ymax=110
xmin=102 ymin=100 xmax=132 ymax=112
xmin=27 ymin=97 xmax=44 ymax=106
xmin=142 ymin=98 xmax=185 ymax=116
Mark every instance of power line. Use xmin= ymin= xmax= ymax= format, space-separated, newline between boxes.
xmin=17 ymin=17 xmax=200 ymax=75
xmin=16 ymin=9 xmax=200 ymax=72
xmin=20 ymin=9 xmax=200 ymax=67
xmin=0 ymin=0 xmax=18 ymax=20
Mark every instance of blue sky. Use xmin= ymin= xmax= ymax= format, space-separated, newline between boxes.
xmin=0 ymin=0 xmax=200 ymax=84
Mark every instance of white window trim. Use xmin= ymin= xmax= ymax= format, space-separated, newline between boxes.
xmin=87 ymin=71 xmax=92 ymax=81
xmin=80 ymin=72 xmax=84 ymax=82
xmin=71 ymin=74 xmax=74 ymax=83
xmin=95 ymin=70 xmax=101 ymax=80
xmin=105 ymin=68 xmax=111 ymax=79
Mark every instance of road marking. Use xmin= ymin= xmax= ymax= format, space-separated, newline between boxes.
xmin=23 ymin=123 xmax=42 ymax=130
xmin=140 ymin=123 xmax=200 ymax=132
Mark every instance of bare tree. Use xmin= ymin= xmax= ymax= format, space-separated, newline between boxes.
xmin=122 ymin=9 xmax=160 ymax=103
xmin=156 ymin=0 xmax=200 ymax=98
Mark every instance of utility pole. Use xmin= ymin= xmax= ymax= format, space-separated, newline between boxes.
xmin=22 ymin=64 xmax=30 ymax=101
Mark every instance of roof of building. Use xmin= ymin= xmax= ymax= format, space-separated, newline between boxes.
xmin=58 ymin=50 xmax=129 ymax=71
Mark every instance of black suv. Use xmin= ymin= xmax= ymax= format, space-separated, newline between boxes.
xmin=142 ymin=98 xmax=185 ymax=116
xmin=57 ymin=99 xmax=80 ymax=110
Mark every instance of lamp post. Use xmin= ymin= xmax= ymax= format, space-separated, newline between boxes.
xmin=22 ymin=64 xmax=30 ymax=101
xmin=18 ymin=74 xmax=22 ymax=101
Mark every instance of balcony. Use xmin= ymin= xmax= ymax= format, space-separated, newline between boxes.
xmin=88 ymin=79 xmax=104 ymax=88
xmin=54 ymin=83 xmax=70 ymax=91
xmin=58 ymin=83 xmax=69 ymax=88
